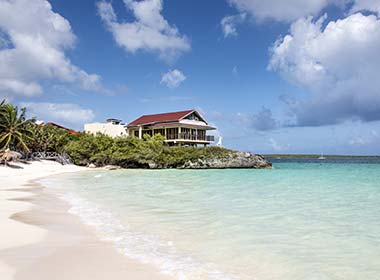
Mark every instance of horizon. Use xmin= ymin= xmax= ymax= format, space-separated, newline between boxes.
xmin=1 ymin=0 xmax=380 ymax=155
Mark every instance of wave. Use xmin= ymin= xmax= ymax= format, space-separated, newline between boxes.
xmin=61 ymin=192 xmax=236 ymax=280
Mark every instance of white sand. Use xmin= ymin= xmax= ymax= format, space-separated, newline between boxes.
xmin=0 ymin=160 xmax=172 ymax=280
xmin=0 ymin=161 xmax=85 ymax=279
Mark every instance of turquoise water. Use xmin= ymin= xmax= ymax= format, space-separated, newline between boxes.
xmin=42 ymin=159 xmax=380 ymax=280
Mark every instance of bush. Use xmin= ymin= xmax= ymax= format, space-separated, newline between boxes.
xmin=64 ymin=132 xmax=233 ymax=168
xmin=25 ymin=124 xmax=75 ymax=153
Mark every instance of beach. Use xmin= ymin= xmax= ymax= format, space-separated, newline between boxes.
xmin=40 ymin=159 xmax=380 ymax=279
xmin=0 ymin=160 xmax=172 ymax=280
xmin=1 ymin=159 xmax=380 ymax=280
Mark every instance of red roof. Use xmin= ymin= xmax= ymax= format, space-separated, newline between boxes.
xmin=46 ymin=122 xmax=80 ymax=135
xmin=150 ymin=122 xmax=215 ymax=130
xmin=128 ymin=110 xmax=194 ymax=127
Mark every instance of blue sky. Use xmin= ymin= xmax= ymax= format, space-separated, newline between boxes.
xmin=1 ymin=0 xmax=380 ymax=154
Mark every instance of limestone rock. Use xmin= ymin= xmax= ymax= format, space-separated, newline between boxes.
xmin=103 ymin=165 xmax=122 ymax=170
xmin=180 ymin=151 xmax=271 ymax=169
xmin=0 ymin=149 xmax=22 ymax=163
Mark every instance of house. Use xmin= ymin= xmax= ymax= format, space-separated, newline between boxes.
xmin=84 ymin=118 xmax=127 ymax=137
xmin=45 ymin=122 xmax=80 ymax=135
xmin=127 ymin=109 xmax=215 ymax=146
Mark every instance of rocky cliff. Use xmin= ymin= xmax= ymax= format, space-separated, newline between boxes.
xmin=86 ymin=148 xmax=272 ymax=170
xmin=179 ymin=151 xmax=271 ymax=169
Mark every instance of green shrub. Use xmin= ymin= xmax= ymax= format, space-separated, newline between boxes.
xmin=63 ymin=132 xmax=233 ymax=168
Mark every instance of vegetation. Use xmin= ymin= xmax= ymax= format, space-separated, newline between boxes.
xmin=265 ymin=154 xmax=380 ymax=159
xmin=25 ymin=123 xmax=76 ymax=154
xmin=65 ymin=133 xmax=233 ymax=168
xmin=0 ymin=100 xmax=235 ymax=167
xmin=0 ymin=101 xmax=33 ymax=152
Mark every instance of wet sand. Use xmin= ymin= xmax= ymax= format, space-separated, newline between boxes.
xmin=0 ymin=161 xmax=172 ymax=280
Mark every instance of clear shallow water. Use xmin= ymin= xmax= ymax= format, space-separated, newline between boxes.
xmin=41 ymin=159 xmax=380 ymax=280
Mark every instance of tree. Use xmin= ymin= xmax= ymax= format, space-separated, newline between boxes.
xmin=25 ymin=124 xmax=73 ymax=153
xmin=0 ymin=102 xmax=33 ymax=152
xmin=0 ymin=100 xmax=5 ymax=127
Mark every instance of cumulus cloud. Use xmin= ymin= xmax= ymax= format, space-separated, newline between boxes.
xmin=0 ymin=0 xmax=102 ymax=97
xmin=160 ymin=69 xmax=186 ymax=88
xmin=350 ymin=0 xmax=380 ymax=14
xmin=221 ymin=13 xmax=246 ymax=38
xmin=238 ymin=107 xmax=278 ymax=131
xmin=97 ymin=0 xmax=190 ymax=61
xmin=226 ymin=0 xmax=380 ymax=22
xmin=269 ymin=13 xmax=380 ymax=126
xmin=22 ymin=102 xmax=95 ymax=126
xmin=227 ymin=0 xmax=331 ymax=22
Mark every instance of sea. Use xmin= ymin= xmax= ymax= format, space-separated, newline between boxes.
xmin=40 ymin=158 xmax=380 ymax=280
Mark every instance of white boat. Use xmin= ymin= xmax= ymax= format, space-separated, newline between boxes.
xmin=318 ymin=153 xmax=326 ymax=160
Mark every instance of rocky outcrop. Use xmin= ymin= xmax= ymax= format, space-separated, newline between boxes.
xmin=0 ymin=149 xmax=22 ymax=164
xmin=103 ymin=165 xmax=122 ymax=170
xmin=83 ymin=150 xmax=271 ymax=170
xmin=88 ymin=163 xmax=97 ymax=168
xmin=180 ymin=152 xmax=271 ymax=169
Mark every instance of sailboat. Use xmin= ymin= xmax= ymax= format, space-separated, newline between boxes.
xmin=318 ymin=153 xmax=326 ymax=160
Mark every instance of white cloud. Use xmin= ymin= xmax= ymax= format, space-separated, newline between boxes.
xmin=160 ymin=69 xmax=186 ymax=88
xmin=228 ymin=0 xmax=331 ymax=22
xmin=269 ymin=13 xmax=380 ymax=126
xmin=0 ymin=0 xmax=102 ymax=97
xmin=232 ymin=66 xmax=238 ymax=75
xmin=349 ymin=129 xmax=379 ymax=146
xmin=350 ymin=0 xmax=380 ymax=14
xmin=0 ymin=79 xmax=42 ymax=97
xmin=97 ymin=0 xmax=190 ymax=61
xmin=269 ymin=138 xmax=290 ymax=151
xmin=22 ymin=102 xmax=95 ymax=126
xmin=221 ymin=13 xmax=246 ymax=38
xmin=237 ymin=107 xmax=278 ymax=131
xmin=349 ymin=135 xmax=368 ymax=145
xmin=227 ymin=0 xmax=380 ymax=22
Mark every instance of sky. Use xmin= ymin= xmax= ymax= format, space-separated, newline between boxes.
xmin=0 ymin=0 xmax=380 ymax=155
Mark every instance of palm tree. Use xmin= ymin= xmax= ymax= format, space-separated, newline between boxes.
xmin=0 ymin=99 xmax=6 ymax=135
xmin=0 ymin=99 xmax=5 ymax=119
xmin=0 ymin=103 xmax=33 ymax=152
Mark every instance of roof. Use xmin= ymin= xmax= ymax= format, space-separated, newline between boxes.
xmin=128 ymin=109 xmax=196 ymax=127
xmin=150 ymin=122 xmax=215 ymax=130
xmin=46 ymin=122 xmax=80 ymax=135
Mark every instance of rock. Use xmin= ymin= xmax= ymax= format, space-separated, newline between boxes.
xmin=0 ymin=149 xmax=22 ymax=163
xmin=180 ymin=151 xmax=271 ymax=169
xmin=103 ymin=165 xmax=122 ymax=170
xmin=88 ymin=163 xmax=97 ymax=168
xmin=148 ymin=162 xmax=158 ymax=169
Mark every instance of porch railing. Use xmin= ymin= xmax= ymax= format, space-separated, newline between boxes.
xmin=165 ymin=132 xmax=214 ymax=142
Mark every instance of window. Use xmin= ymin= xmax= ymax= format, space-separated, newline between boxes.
xmin=154 ymin=129 xmax=165 ymax=136
xmin=185 ymin=112 xmax=201 ymax=121
xmin=167 ymin=128 xmax=178 ymax=139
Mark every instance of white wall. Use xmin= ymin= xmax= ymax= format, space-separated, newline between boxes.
xmin=84 ymin=122 xmax=128 ymax=137
xmin=179 ymin=119 xmax=208 ymax=126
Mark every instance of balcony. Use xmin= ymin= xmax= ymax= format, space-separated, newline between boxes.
xmin=166 ymin=132 xmax=214 ymax=142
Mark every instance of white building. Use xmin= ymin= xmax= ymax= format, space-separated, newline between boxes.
xmin=84 ymin=118 xmax=128 ymax=137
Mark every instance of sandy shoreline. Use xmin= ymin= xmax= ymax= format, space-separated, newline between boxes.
xmin=0 ymin=160 xmax=172 ymax=280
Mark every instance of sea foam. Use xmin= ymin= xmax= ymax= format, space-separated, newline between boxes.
xmin=61 ymin=192 xmax=236 ymax=280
